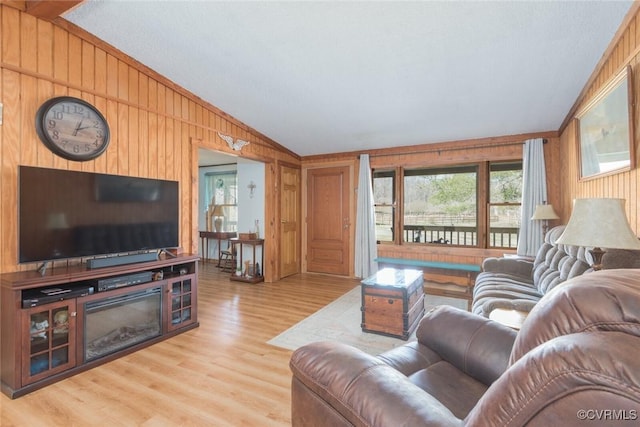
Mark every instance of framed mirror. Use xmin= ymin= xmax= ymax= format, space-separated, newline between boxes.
xmin=575 ymin=65 xmax=634 ymax=180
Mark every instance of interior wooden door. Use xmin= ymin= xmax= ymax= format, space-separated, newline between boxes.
xmin=306 ymin=166 xmax=350 ymax=275
xmin=280 ymin=165 xmax=301 ymax=278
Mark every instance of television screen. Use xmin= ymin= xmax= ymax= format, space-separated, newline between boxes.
xmin=19 ymin=166 xmax=179 ymax=264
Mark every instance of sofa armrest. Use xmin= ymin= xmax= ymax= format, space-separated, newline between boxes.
xmin=481 ymin=257 xmax=533 ymax=277
xmin=416 ymin=306 xmax=517 ymax=385
xmin=290 ymin=341 xmax=462 ymax=427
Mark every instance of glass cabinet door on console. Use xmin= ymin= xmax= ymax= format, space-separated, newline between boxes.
xmin=167 ymin=274 xmax=197 ymax=332
xmin=21 ymin=300 xmax=76 ymax=385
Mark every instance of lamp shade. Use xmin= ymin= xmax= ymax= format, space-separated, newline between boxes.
xmin=212 ymin=205 xmax=225 ymax=216
xmin=555 ymin=198 xmax=640 ymax=250
xmin=531 ymin=204 xmax=559 ymax=220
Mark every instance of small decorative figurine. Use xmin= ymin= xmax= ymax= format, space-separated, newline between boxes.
xmin=30 ymin=319 xmax=49 ymax=340
xmin=53 ymin=310 xmax=69 ymax=334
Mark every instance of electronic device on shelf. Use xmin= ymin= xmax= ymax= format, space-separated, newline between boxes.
xmin=96 ymin=271 xmax=154 ymax=292
xmin=22 ymin=285 xmax=95 ymax=308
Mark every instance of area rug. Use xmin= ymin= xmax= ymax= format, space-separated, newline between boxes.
xmin=267 ymin=287 xmax=468 ymax=355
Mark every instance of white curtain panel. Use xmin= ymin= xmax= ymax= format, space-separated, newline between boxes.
xmin=517 ymin=138 xmax=548 ymax=256
xmin=355 ymin=154 xmax=378 ymax=278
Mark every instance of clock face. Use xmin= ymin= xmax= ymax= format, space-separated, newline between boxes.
xmin=35 ymin=97 xmax=110 ymax=161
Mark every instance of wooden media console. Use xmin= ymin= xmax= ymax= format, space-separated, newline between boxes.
xmin=0 ymin=253 xmax=199 ymax=398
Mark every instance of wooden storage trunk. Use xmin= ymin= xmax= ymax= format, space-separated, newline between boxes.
xmin=361 ymin=268 xmax=425 ymax=340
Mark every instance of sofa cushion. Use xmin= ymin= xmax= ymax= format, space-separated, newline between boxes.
xmin=376 ymin=341 xmax=442 ymax=377
xmin=472 ymin=274 xmax=541 ymax=317
xmin=408 ymin=361 xmax=487 ymax=419
xmin=290 ymin=341 xmax=462 ymax=427
xmin=510 ymin=268 xmax=640 ymax=364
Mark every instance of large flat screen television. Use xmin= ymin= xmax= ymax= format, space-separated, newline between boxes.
xmin=19 ymin=166 xmax=179 ymax=264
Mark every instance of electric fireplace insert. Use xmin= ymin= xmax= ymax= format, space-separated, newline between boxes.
xmin=84 ymin=287 xmax=162 ymax=362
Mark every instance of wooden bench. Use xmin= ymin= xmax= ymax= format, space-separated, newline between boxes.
xmin=374 ymin=257 xmax=481 ymax=310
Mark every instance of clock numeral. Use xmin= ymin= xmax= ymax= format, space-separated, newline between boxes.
xmin=47 ymin=120 xmax=56 ymax=129
xmin=53 ymin=111 xmax=63 ymax=120
xmin=50 ymin=130 xmax=60 ymax=140
xmin=62 ymin=104 xmax=84 ymax=115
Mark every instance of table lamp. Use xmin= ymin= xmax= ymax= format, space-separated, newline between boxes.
xmin=555 ymin=198 xmax=640 ymax=270
xmin=531 ymin=203 xmax=559 ymax=237
xmin=212 ymin=205 xmax=225 ymax=232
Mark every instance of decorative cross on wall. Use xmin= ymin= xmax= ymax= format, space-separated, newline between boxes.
xmin=248 ymin=181 xmax=256 ymax=198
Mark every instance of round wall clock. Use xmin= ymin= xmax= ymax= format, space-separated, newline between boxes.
xmin=35 ymin=96 xmax=110 ymax=161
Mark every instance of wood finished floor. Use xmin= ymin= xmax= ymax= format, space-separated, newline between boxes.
xmin=0 ymin=262 xmax=360 ymax=427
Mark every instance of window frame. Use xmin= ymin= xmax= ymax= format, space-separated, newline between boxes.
xmin=372 ymin=169 xmax=398 ymax=243
xmin=372 ymin=160 xmax=522 ymax=249
xmin=204 ymin=171 xmax=238 ymax=232
xmin=487 ymin=161 xmax=523 ymax=249
xmin=402 ymin=164 xmax=479 ymax=246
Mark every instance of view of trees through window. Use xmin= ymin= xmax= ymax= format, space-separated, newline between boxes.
xmin=404 ymin=166 xmax=478 ymax=245
xmin=372 ymin=171 xmax=395 ymax=242
xmin=489 ymin=162 xmax=523 ymax=248
xmin=373 ymin=161 xmax=522 ymax=248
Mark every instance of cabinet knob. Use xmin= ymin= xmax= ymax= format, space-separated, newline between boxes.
xmin=70 ymin=312 xmax=77 ymax=317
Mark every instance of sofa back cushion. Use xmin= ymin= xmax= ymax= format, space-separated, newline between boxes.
xmin=530 ymin=225 xmax=592 ymax=294
xmin=509 ymin=269 xmax=640 ymax=365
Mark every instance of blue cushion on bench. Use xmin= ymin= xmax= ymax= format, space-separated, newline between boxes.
xmin=375 ymin=257 xmax=480 ymax=272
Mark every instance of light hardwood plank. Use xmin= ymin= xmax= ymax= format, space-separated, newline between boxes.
xmin=0 ymin=263 xmax=359 ymax=426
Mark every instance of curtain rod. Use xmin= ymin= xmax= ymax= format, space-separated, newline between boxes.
xmin=360 ymin=138 xmax=547 ymax=159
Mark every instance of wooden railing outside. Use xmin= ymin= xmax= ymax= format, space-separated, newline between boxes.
xmin=378 ymin=225 xmax=519 ymax=248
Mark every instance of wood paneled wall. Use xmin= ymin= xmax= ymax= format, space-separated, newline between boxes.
xmin=559 ymin=4 xmax=640 ymax=232
xmin=0 ymin=5 xmax=299 ymax=275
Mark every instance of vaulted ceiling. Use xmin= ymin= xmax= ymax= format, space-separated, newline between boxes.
xmin=58 ymin=1 xmax=633 ymax=157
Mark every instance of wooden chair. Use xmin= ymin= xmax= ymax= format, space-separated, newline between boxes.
xmin=218 ymin=247 xmax=236 ymax=272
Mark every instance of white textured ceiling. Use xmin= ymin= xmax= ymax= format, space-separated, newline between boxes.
xmin=63 ymin=1 xmax=632 ymax=157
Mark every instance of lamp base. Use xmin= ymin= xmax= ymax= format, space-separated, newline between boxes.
xmin=541 ymin=221 xmax=549 ymax=240
xmin=589 ymin=247 xmax=606 ymax=271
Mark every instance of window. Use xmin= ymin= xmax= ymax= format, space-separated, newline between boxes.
xmin=488 ymin=161 xmax=522 ymax=248
xmin=204 ymin=171 xmax=238 ymax=231
xmin=373 ymin=170 xmax=395 ymax=242
xmin=373 ymin=161 xmax=522 ymax=248
xmin=404 ymin=165 xmax=478 ymax=245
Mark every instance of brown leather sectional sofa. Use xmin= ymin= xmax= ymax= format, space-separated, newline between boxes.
xmin=290 ymin=269 xmax=640 ymax=426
